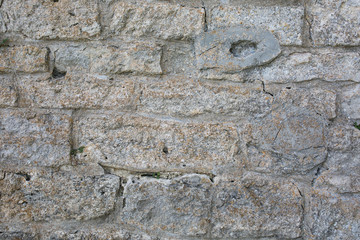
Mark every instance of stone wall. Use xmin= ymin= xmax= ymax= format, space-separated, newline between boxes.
xmin=0 ymin=0 xmax=359 ymax=239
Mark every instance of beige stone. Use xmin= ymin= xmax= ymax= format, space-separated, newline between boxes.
xmin=0 ymin=46 xmax=48 ymax=73
xmin=109 ymin=2 xmax=204 ymax=40
xmin=0 ymin=0 xmax=100 ymax=40
xmin=0 ymin=75 xmax=17 ymax=107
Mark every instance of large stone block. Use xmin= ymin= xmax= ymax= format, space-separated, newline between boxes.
xmin=0 ymin=170 xmax=120 ymax=222
xmin=109 ymin=2 xmax=204 ymax=40
xmin=138 ymin=76 xmax=273 ymax=118
xmin=305 ymin=189 xmax=360 ymax=239
xmin=211 ymin=173 xmax=303 ymax=238
xmin=195 ymin=27 xmax=281 ymax=74
xmin=18 ymin=73 xmax=138 ymax=110
xmin=0 ymin=76 xmax=17 ymax=107
xmin=0 ymin=109 xmax=71 ymax=167
xmin=54 ymin=43 xmax=162 ymax=75
xmin=75 ymin=112 xmax=240 ymax=175
xmin=255 ymin=51 xmax=360 ymax=83
xmin=308 ymin=0 xmax=360 ymax=46
xmin=0 ymin=0 xmax=100 ymax=40
xmin=209 ymin=5 xmax=304 ymax=45
xmin=120 ymin=174 xmax=212 ymax=237
xmin=0 ymin=46 xmax=48 ymax=73
xmin=240 ymin=103 xmax=328 ymax=174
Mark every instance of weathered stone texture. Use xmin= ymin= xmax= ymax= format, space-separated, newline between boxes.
xmin=120 ymin=175 xmax=212 ymax=237
xmin=209 ymin=5 xmax=304 ymax=45
xmin=255 ymin=51 xmax=360 ymax=83
xmin=109 ymin=2 xmax=204 ymax=40
xmin=18 ymin=74 xmax=138 ymax=110
xmin=54 ymin=43 xmax=162 ymax=75
xmin=0 ymin=109 xmax=71 ymax=167
xmin=340 ymin=84 xmax=360 ymax=119
xmin=211 ymin=173 xmax=303 ymax=238
xmin=138 ymin=77 xmax=273 ymax=118
xmin=0 ymin=75 xmax=17 ymax=107
xmin=305 ymin=190 xmax=360 ymax=240
xmin=0 ymin=0 xmax=100 ymax=39
xmin=308 ymin=0 xmax=360 ymax=46
xmin=0 ymin=46 xmax=48 ymax=73
xmin=75 ymin=112 xmax=240 ymax=175
xmin=0 ymin=170 xmax=120 ymax=222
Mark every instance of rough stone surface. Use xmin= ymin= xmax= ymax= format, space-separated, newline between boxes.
xmin=54 ymin=43 xmax=162 ymax=75
xmin=75 ymin=112 xmax=240 ymax=175
xmin=0 ymin=109 xmax=71 ymax=167
xmin=0 ymin=46 xmax=48 ymax=73
xmin=109 ymin=2 xmax=204 ymax=40
xmin=18 ymin=73 xmax=138 ymax=110
xmin=0 ymin=169 xmax=120 ymax=222
xmin=138 ymin=76 xmax=273 ymax=118
xmin=254 ymin=51 xmax=360 ymax=83
xmin=340 ymin=84 xmax=360 ymax=119
xmin=1 ymin=0 xmax=359 ymax=238
xmin=308 ymin=0 xmax=360 ymax=46
xmin=120 ymin=174 xmax=212 ymax=237
xmin=211 ymin=173 xmax=303 ymax=238
xmin=209 ymin=5 xmax=304 ymax=45
xmin=305 ymin=189 xmax=360 ymax=240
xmin=0 ymin=75 xmax=17 ymax=107
xmin=0 ymin=0 xmax=100 ymax=40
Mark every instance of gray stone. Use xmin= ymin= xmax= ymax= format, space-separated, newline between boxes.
xmin=75 ymin=112 xmax=240 ymax=175
xmin=120 ymin=174 xmax=212 ymax=237
xmin=54 ymin=42 xmax=162 ymax=75
xmin=308 ymin=0 xmax=360 ymax=46
xmin=0 ymin=46 xmax=48 ymax=73
xmin=340 ymin=84 xmax=360 ymax=119
xmin=195 ymin=27 xmax=281 ymax=74
xmin=209 ymin=5 xmax=304 ymax=45
xmin=18 ymin=73 xmax=139 ymax=110
xmin=0 ymin=75 xmax=17 ymax=107
xmin=0 ymin=109 xmax=71 ymax=167
xmin=109 ymin=1 xmax=204 ymax=40
xmin=0 ymin=0 xmax=100 ymax=40
xmin=305 ymin=189 xmax=360 ymax=239
xmin=211 ymin=173 xmax=303 ymax=238
xmin=0 ymin=231 xmax=36 ymax=240
xmin=0 ymin=169 xmax=120 ymax=222
xmin=240 ymin=104 xmax=328 ymax=174
xmin=255 ymin=51 xmax=360 ymax=83
xmin=138 ymin=76 xmax=273 ymax=118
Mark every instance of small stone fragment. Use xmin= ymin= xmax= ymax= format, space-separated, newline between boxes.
xmin=341 ymin=84 xmax=360 ymax=119
xmin=0 ymin=75 xmax=17 ymax=107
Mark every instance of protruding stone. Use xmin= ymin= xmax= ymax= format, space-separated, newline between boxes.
xmin=0 ymin=46 xmax=48 ymax=73
xmin=120 ymin=174 xmax=212 ymax=236
xmin=0 ymin=0 xmax=100 ymax=40
xmin=308 ymin=0 xmax=360 ymax=46
xmin=109 ymin=2 xmax=204 ymax=40
xmin=209 ymin=5 xmax=304 ymax=45
xmin=54 ymin=43 xmax=162 ymax=75
xmin=0 ymin=109 xmax=71 ymax=167
xmin=0 ymin=170 xmax=120 ymax=222
xmin=19 ymin=73 xmax=138 ymax=110
xmin=195 ymin=27 xmax=281 ymax=74
xmin=211 ymin=173 xmax=303 ymax=238
xmin=75 ymin=112 xmax=240 ymax=175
